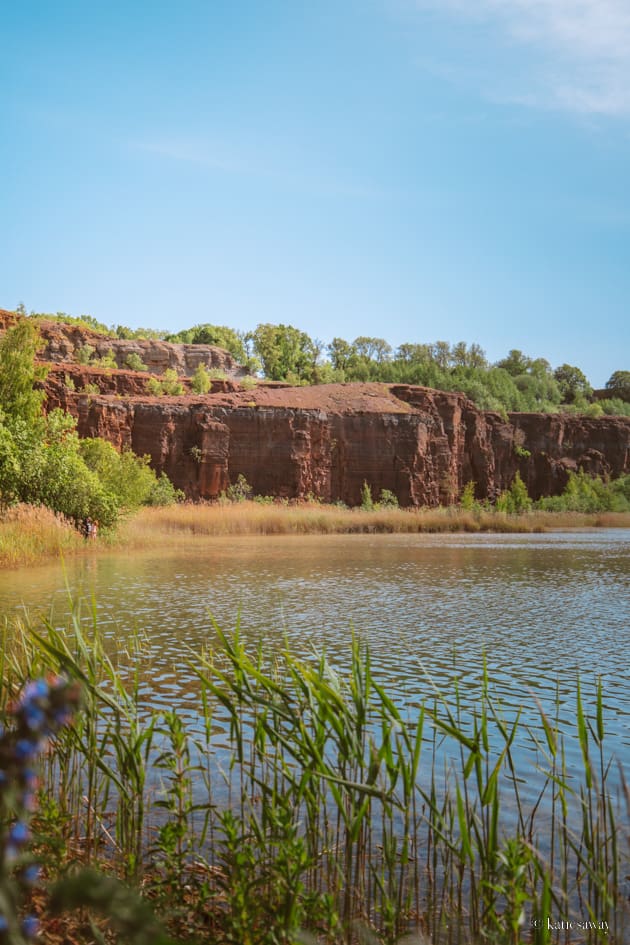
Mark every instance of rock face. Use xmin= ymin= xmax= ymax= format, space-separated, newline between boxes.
xmin=44 ymin=379 xmax=630 ymax=506
xmin=0 ymin=310 xmax=245 ymax=377
xmin=2 ymin=310 xmax=629 ymax=505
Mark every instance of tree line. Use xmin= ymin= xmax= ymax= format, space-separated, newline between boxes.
xmin=168 ymin=322 xmax=630 ymax=416
xmin=18 ymin=306 xmax=630 ymax=416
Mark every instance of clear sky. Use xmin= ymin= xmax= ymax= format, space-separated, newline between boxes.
xmin=2 ymin=0 xmax=629 ymax=387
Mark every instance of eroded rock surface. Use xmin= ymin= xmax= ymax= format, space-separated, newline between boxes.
xmin=3 ymin=310 xmax=629 ymax=505
xmin=44 ymin=380 xmax=630 ymax=506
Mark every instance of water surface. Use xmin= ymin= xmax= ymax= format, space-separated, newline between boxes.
xmin=3 ymin=530 xmax=629 ymax=801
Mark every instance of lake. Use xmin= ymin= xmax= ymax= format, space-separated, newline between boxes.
xmin=3 ymin=529 xmax=629 ymax=804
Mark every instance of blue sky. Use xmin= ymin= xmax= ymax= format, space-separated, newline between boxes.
xmin=2 ymin=0 xmax=629 ymax=387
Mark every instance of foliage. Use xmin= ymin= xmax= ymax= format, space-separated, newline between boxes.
xmin=360 ymin=480 xmax=374 ymax=510
xmin=79 ymin=438 xmax=183 ymax=508
xmin=190 ymin=364 xmax=211 ymax=394
xmin=0 ymin=326 xmax=182 ymax=525
xmin=597 ymin=397 xmax=630 ymax=417
xmin=554 ymin=363 xmax=592 ymax=404
xmin=537 ymin=470 xmax=630 ymax=513
xmin=251 ymin=323 xmax=320 ymax=383
xmin=165 ymin=323 xmax=247 ymax=363
xmin=161 ymin=369 xmax=184 ymax=395
xmin=3 ymin=616 xmax=625 ymax=945
xmin=146 ymin=370 xmax=184 ymax=396
xmin=125 ymin=352 xmax=149 ymax=372
xmin=459 ymin=481 xmax=477 ymax=510
xmin=29 ymin=310 xmax=115 ymax=336
xmin=604 ymin=369 xmax=630 ymax=402
xmin=495 ymin=472 xmax=532 ymax=513
xmin=225 ymin=473 xmax=253 ymax=502
xmin=75 ymin=343 xmax=95 ymax=365
xmin=0 ymin=321 xmax=47 ymax=426
xmin=93 ymin=348 xmax=117 ymax=370
xmin=146 ymin=377 xmax=163 ymax=396
xmin=377 ymin=488 xmax=399 ymax=508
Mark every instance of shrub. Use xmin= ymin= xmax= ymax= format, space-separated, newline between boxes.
xmin=75 ymin=344 xmax=95 ymax=365
xmin=94 ymin=349 xmax=117 ymax=370
xmin=495 ymin=472 xmax=532 ymax=513
xmin=226 ymin=473 xmax=253 ymax=502
xmin=146 ymin=377 xmax=163 ymax=396
xmin=360 ymin=481 xmax=374 ymax=511
xmin=190 ymin=364 xmax=211 ymax=394
xmin=377 ymin=488 xmax=399 ymax=508
xmin=124 ymin=352 xmax=148 ymax=372
xmin=537 ymin=470 xmax=630 ymax=513
xmin=240 ymin=375 xmax=257 ymax=391
xmin=161 ymin=369 xmax=184 ymax=396
xmin=459 ymin=481 xmax=477 ymax=510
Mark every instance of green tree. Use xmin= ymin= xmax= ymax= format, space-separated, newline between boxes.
xmin=604 ymin=370 xmax=630 ymax=402
xmin=251 ymin=323 xmax=318 ymax=382
xmin=495 ymin=349 xmax=532 ymax=377
xmin=166 ymin=324 xmax=247 ymax=363
xmin=353 ymin=336 xmax=392 ymax=363
xmin=0 ymin=320 xmax=47 ymax=425
xmin=553 ymin=364 xmax=592 ymax=404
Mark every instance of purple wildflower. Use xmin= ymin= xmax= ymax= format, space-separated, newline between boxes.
xmin=8 ymin=822 xmax=30 ymax=846
xmin=21 ymin=914 xmax=39 ymax=939
xmin=21 ymin=864 xmax=41 ymax=886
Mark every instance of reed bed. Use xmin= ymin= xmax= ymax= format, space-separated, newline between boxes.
xmin=1 ymin=608 xmax=627 ymax=944
xmin=113 ymin=502 xmax=630 ymax=548
xmin=0 ymin=503 xmax=85 ymax=568
xmin=2 ymin=502 xmax=629 ymax=570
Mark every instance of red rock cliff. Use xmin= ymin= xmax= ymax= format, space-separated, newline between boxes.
xmin=3 ymin=310 xmax=629 ymax=505
xmin=44 ymin=379 xmax=630 ymax=506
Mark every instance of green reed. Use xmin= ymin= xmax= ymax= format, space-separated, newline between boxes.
xmin=0 ymin=610 xmax=627 ymax=944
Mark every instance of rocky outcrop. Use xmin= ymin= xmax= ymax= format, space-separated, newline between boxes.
xmin=0 ymin=310 xmax=245 ymax=377
xmin=3 ymin=310 xmax=628 ymax=505
xmin=43 ymin=380 xmax=630 ymax=506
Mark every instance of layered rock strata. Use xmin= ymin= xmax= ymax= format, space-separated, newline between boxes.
xmin=44 ymin=380 xmax=630 ymax=506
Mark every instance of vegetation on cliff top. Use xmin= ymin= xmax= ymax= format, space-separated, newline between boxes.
xmin=16 ymin=305 xmax=629 ymax=416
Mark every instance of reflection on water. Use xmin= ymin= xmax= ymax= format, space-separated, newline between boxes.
xmin=3 ymin=530 xmax=629 ymax=804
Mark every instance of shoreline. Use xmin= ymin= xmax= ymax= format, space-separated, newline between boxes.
xmin=2 ymin=501 xmax=630 ymax=570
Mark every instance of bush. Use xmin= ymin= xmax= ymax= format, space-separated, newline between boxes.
xmin=125 ymin=352 xmax=149 ymax=372
xmin=75 ymin=344 xmax=95 ymax=365
xmin=190 ymin=364 xmax=211 ymax=394
xmin=495 ymin=472 xmax=532 ymax=513
xmin=146 ymin=377 xmax=163 ymax=396
xmin=537 ymin=470 xmax=630 ymax=513
xmin=94 ymin=349 xmax=117 ymax=370
xmin=161 ymin=369 xmax=184 ymax=395
xmin=377 ymin=488 xmax=399 ymax=508
xmin=226 ymin=473 xmax=253 ymax=502
xmin=360 ymin=481 xmax=374 ymax=511
xmin=459 ymin=481 xmax=477 ymax=511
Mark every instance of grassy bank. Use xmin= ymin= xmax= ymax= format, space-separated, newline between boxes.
xmin=0 ymin=503 xmax=86 ymax=568
xmin=2 ymin=501 xmax=630 ymax=569
xmin=1 ymin=610 xmax=628 ymax=944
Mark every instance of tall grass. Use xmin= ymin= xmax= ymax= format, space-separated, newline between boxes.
xmin=2 ymin=502 xmax=629 ymax=570
xmin=0 ymin=503 xmax=85 ymax=568
xmin=113 ymin=502 xmax=630 ymax=547
xmin=1 ymin=610 xmax=627 ymax=943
